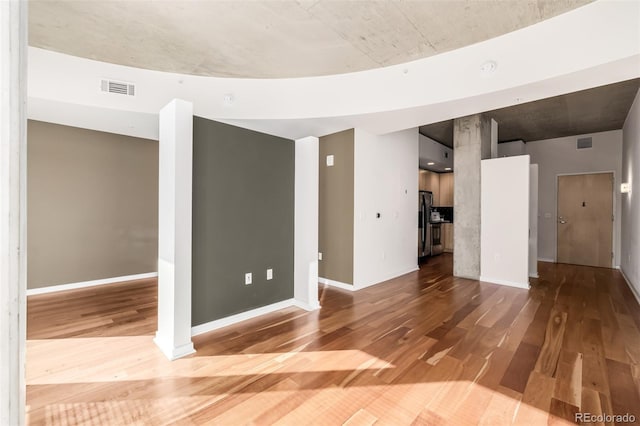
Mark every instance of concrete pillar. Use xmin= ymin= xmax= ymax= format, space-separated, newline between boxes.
xmin=0 ymin=0 xmax=27 ymax=423
xmin=155 ymin=99 xmax=195 ymax=360
xmin=294 ymin=136 xmax=321 ymax=311
xmin=453 ymin=114 xmax=491 ymax=279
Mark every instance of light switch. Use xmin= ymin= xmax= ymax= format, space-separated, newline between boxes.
xmin=245 ymin=273 xmax=252 ymax=285
xmin=266 ymin=269 xmax=273 ymax=280
xmin=326 ymin=155 xmax=334 ymax=167
xmin=318 ymin=252 xmax=323 ymax=260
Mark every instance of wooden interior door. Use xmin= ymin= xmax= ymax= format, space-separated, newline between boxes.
xmin=557 ymin=173 xmax=613 ymax=268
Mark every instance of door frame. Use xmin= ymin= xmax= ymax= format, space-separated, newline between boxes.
xmin=555 ymin=171 xmax=616 ymax=268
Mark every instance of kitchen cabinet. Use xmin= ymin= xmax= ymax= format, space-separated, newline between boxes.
xmin=439 ymin=172 xmax=454 ymax=206
xmin=442 ymin=223 xmax=454 ymax=252
xmin=419 ymin=170 xmax=440 ymax=203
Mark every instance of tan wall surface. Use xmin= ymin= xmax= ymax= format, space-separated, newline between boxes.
xmin=319 ymin=129 xmax=354 ymax=285
xmin=27 ymin=120 xmax=158 ymax=288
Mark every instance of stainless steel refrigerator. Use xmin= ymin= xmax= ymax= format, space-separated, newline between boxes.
xmin=418 ymin=191 xmax=433 ymax=259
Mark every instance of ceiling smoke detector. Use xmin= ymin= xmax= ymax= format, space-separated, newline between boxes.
xmin=480 ymin=60 xmax=498 ymax=75
xmin=223 ymin=93 xmax=234 ymax=105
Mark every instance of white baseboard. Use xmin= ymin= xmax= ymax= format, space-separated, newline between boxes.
xmin=619 ymin=268 xmax=640 ymax=307
xmin=292 ymin=299 xmax=321 ymax=311
xmin=153 ymin=333 xmax=195 ymax=361
xmin=319 ymin=277 xmax=355 ymax=291
xmin=537 ymin=258 xmax=555 ymax=263
xmin=479 ymin=276 xmax=529 ymax=289
xmin=26 ymin=272 xmax=158 ymax=296
xmin=192 ymin=298 xmax=301 ymax=336
xmin=354 ymin=266 xmax=420 ymax=290
xmin=529 ymin=272 xmax=539 ymax=278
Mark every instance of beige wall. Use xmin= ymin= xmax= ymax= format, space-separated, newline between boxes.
xmin=319 ymin=129 xmax=354 ymax=285
xmin=525 ymin=130 xmax=623 ymax=266
xmin=27 ymin=120 xmax=158 ymax=289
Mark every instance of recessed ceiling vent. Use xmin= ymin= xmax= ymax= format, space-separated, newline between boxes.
xmin=577 ymin=137 xmax=592 ymax=149
xmin=101 ymin=79 xmax=135 ymax=96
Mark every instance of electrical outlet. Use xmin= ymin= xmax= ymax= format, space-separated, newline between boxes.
xmin=267 ymin=269 xmax=273 ymax=280
xmin=245 ymin=273 xmax=252 ymax=285
xmin=318 ymin=252 xmax=323 ymax=261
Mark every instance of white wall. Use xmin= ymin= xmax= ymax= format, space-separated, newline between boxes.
xmin=353 ymin=128 xmax=419 ymax=289
xmin=529 ymin=164 xmax=539 ymax=278
xmin=621 ymin=89 xmax=640 ymax=299
xmin=480 ymin=156 xmax=530 ymax=288
xmin=525 ymin=130 xmax=623 ymax=265
xmin=294 ymin=136 xmax=320 ymax=310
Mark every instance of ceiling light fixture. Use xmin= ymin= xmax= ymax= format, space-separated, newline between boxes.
xmin=445 ymin=167 xmax=452 ymax=171
xmin=427 ymin=162 xmax=435 ymax=166
xmin=480 ymin=60 xmax=498 ymax=75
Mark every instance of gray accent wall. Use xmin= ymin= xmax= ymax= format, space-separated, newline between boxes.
xmin=319 ymin=129 xmax=354 ymax=285
xmin=27 ymin=120 xmax=158 ymax=289
xmin=192 ymin=116 xmax=294 ymax=326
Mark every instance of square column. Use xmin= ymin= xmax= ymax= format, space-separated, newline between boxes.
xmin=155 ymin=99 xmax=195 ymax=360
xmin=453 ymin=114 xmax=491 ymax=279
xmin=0 ymin=0 xmax=28 ymax=423
xmin=294 ymin=136 xmax=320 ymax=310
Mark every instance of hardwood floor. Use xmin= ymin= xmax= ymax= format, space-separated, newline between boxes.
xmin=26 ymin=254 xmax=640 ymax=425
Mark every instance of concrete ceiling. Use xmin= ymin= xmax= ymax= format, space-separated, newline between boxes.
xmin=29 ymin=0 xmax=592 ymax=78
xmin=419 ymin=78 xmax=640 ymax=147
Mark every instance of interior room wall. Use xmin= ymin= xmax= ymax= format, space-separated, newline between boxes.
xmin=621 ymin=88 xmax=640 ymax=298
xmin=353 ymin=128 xmax=419 ymax=288
xmin=497 ymin=140 xmax=526 ymax=157
xmin=318 ymin=129 xmax=355 ymax=285
xmin=480 ymin=156 xmax=530 ymax=288
xmin=525 ymin=130 xmax=623 ymax=265
xmin=27 ymin=120 xmax=158 ymax=289
xmin=191 ymin=117 xmax=294 ymax=326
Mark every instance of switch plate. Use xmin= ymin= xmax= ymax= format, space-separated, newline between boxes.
xmin=318 ymin=252 xmax=323 ymax=260
xmin=326 ymin=155 xmax=334 ymax=167
xmin=266 ymin=269 xmax=273 ymax=280
xmin=245 ymin=273 xmax=252 ymax=285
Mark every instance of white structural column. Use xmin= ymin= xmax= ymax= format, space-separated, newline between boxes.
xmin=294 ymin=136 xmax=321 ymax=310
xmin=155 ymin=99 xmax=195 ymax=360
xmin=0 ymin=0 xmax=27 ymax=424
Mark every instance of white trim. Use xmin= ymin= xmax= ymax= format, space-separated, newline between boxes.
xmin=620 ymin=268 xmax=640 ymax=307
xmin=26 ymin=272 xmax=158 ymax=296
xmin=192 ymin=299 xmax=298 ymax=336
xmin=538 ymin=258 xmax=555 ymax=263
xmin=292 ymin=299 xmax=321 ymax=311
xmin=479 ymin=276 xmax=530 ymax=289
xmin=529 ymin=273 xmax=540 ymax=278
xmin=355 ymin=266 xmax=420 ymax=290
xmin=153 ymin=334 xmax=195 ymax=361
xmin=319 ymin=277 xmax=356 ymax=292
xmin=320 ymin=266 xmax=419 ymax=292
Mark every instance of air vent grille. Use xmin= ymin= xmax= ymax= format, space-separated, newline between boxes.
xmin=101 ymin=79 xmax=135 ymax=96
xmin=577 ymin=137 xmax=592 ymax=149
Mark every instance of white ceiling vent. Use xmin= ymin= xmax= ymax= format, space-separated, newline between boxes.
xmin=101 ymin=79 xmax=135 ymax=96
xmin=577 ymin=137 xmax=592 ymax=149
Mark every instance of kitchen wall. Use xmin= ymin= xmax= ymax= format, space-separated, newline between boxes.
xmin=318 ymin=129 xmax=354 ymax=285
xmin=621 ymin=88 xmax=640 ymax=298
xmin=191 ymin=117 xmax=294 ymax=325
xmin=353 ymin=128 xmax=419 ymax=288
xmin=525 ymin=130 xmax=623 ymax=265
xmin=27 ymin=120 xmax=158 ymax=289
